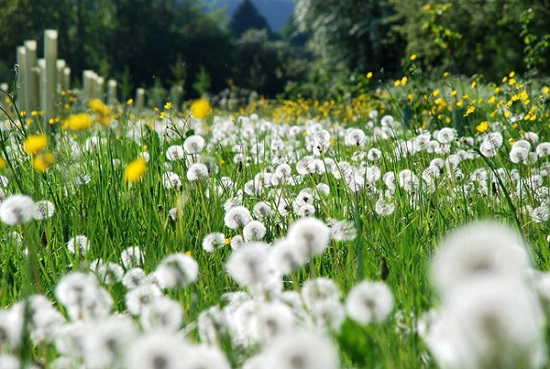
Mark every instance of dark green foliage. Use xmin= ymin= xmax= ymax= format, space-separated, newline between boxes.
xmin=229 ymin=0 xmax=271 ymax=38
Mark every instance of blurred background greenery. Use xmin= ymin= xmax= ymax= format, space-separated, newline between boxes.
xmin=0 ymin=0 xmax=549 ymax=102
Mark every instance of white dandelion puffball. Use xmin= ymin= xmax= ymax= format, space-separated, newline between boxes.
xmin=202 ymin=232 xmax=226 ymax=253
xmin=345 ymin=281 xmax=394 ymax=325
xmin=33 ymin=200 xmax=55 ymax=220
xmin=243 ymin=220 xmax=267 ymax=242
xmin=260 ymin=328 xmax=339 ymax=369
xmin=287 ymin=217 xmax=330 ymax=257
xmin=183 ymin=135 xmax=205 ymax=154
xmin=155 ymin=253 xmax=199 ymax=289
xmin=186 ymin=163 xmax=209 ymax=181
xmin=0 ymin=194 xmax=35 ymax=225
xmin=125 ymin=332 xmax=187 ymax=369
xmin=165 ymin=145 xmax=185 ymax=161
xmin=424 ymin=275 xmax=546 ymax=369
xmin=431 ymin=221 xmax=532 ymax=296
xmin=224 ymin=205 xmax=252 ymax=229
xmin=66 ymin=235 xmax=91 ymax=256
xmin=226 ymin=242 xmax=273 ymax=286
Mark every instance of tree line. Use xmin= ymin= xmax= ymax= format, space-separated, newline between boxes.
xmin=1 ymin=0 xmax=549 ymax=101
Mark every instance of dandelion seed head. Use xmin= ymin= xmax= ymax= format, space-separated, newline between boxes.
xmin=202 ymin=232 xmax=226 ymax=253
xmin=345 ymin=281 xmax=394 ymax=325
xmin=155 ymin=253 xmax=199 ymax=289
xmin=183 ymin=135 xmax=205 ymax=154
xmin=224 ymin=205 xmax=252 ymax=229
xmin=0 ymin=194 xmax=35 ymax=225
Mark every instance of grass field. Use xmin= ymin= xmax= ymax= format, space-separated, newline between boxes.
xmin=0 ymin=73 xmax=549 ymax=369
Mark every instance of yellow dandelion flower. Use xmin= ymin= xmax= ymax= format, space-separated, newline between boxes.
xmin=225 ymin=238 xmax=231 ymax=245
xmin=126 ymin=98 xmax=134 ymax=106
xmin=471 ymin=81 xmax=477 ymax=88
xmin=476 ymin=121 xmax=489 ymax=133
xmin=509 ymin=71 xmax=515 ymax=78
xmin=401 ymin=76 xmax=408 ymax=85
xmin=394 ymin=80 xmax=401 ymax=87
xmin=23 ymin=134 xmax=48 ymax=155
xmin=65 ymin=113 xmax=93 ymax=131
xmin=190 ymin=98 xmax=212 ymax=119
xmin=32 ymin=152 xmax=54 ymax=173
xmin=443 ymin=72 xmax=449 ymax=77
xmin=366 ymin=72 xmax=373 ymax=79
xmin=159 ymin=111 xmax=167 ymax=119
xmin=164 ymin=102 xmax=172 ymax=109
xmin=124 ymin=157 xmax=147 ymax=182
xmin=89 ymin=99 xmax=110 ymax=116
xmin=450 ymin=90 xmax=457 ymax=97
xmin=433 ymin=89 xmax=440 ymax=97
xmin=410 ymin=54 xmax=417 ymax=61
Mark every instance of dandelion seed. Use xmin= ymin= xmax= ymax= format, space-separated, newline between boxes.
xmin=202 ymin=232 xmax=226 ymax=253
xmin=271 ymin=238 xmax=307 ymax=275
xmin=122 ymin=267 xmax=147 ymax=289
xmin=260 ymin=328 xmax=339 ymax=369
xmin=224 ymin=205 xmax=252 ymax=229
xmin=165 ymin=145 xmax=185 ymax=161
xmin=120 ymin=246 xmax=144 ymax=269
xmin=186 ymin=162 xmax=209 ymax=181
xmin=66 ymin=235 xmax=90 ymax=256
xmin=345 ymin=281 xmax=394 ymax=325
xmin=226 ymin=242 xmax=273 ymax=286
xmin=0 ymin=194 xmax=35 ymax=225
xmin=33 ymin=200 xmax=55 ymax=220
xmin=125 ymin=283 xmax=163 ymax=315
xmin=431 ymin=221 xmax=531 ymax=296
xmin=125 ymin=332 xmax=187 ymax=369
xmin=140 ymin=296 xmax=183 ymax=332
xmin=84 ymin=315 xmax=137 ymax=369
xmin=155 ymin=253 xmax=199 ymax=289
xmin=243 ymin=220 xmax=267 ymax=241
xmin=183 ymin=135 xmax=205 ymax=154
xmin=288 ymin=217 xmax=330 ymax=257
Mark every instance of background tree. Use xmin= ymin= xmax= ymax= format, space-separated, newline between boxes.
xmin=229 ymin=0 xmax=271 ymax=39
xmin=294 ymin=0 xmax=403 ymax=76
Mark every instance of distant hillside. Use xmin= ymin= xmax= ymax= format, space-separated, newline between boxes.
xmin=203 ymin=0 xmax=295 ymax=31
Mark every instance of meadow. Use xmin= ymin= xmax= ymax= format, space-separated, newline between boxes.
xmin=0 ymin=71 xmax=549 ymax=369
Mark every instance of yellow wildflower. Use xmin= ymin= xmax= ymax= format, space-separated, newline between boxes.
xmin=433 ymin=89 xmax=440 ymax=97
xmin=410 ymin=54 xmax=417 ymax=61
xmin=190 ymin=98 xmax=212 ymax=119
xmin=160 ymin=111 xmax=167 ymax=119
xmin=124 ymin=157 xmax=147 ymax=182
xmin=366 ymin=72 xmax=373 ymax=79
xmin=164 ymin=102 xmax=172 ymax=109
xmin=476 ymin=121 xmax=489 ymax=133
xmin=471 ymin=81 xmax=477 ymax=88
xmin=23 ymin=134 xmax=48 ymax=154
xmin=32 ymin=152 xmax=54 ymax=173
xmin=0 ymin=157 xmax=6 ymax=170
xmin=89 ymin=99 xmax=110 ymax=116
xmin=65 ymin=113 xmax=93 ymax=131
xmin=126 ymin=98 xmax=134 ymax=106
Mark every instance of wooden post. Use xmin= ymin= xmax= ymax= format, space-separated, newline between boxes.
xmin=63 ymin=67 xmax=71 ymax=91
xmin=82 ymin=70 xmax=96 ymax=102
xmin=56 ymin=59 xmax=66 ymax=92
xmin=37 ymin=59 xmax=45 ymax=115
xmin=44 ymin=30 xmax=58 ymax=126
xmin=94 ymin=76 xmax=105 ymax=100
xmin=136 ymin=88 xmax=145 ymax=112
xmin=16 ymin=46 xmax=26 ymax=110
xmin=108 ymin=79 xmax=118 ymax=105
xmin=24 ymin=40 xmax=38 ymax=114
xmin=0 ymin=83 xmax=8 ymax=116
